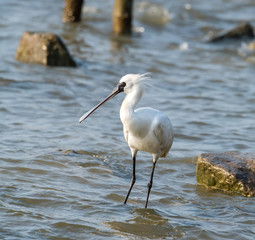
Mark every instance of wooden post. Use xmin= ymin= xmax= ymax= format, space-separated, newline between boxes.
xmin=63 ymin=0 xmax=84 ymax=23
xmin=113 ymin=0 xmax=133 ymax=35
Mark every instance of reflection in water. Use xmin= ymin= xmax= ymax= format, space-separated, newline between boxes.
xmin=106 ymin=208 xmax=181 ymax=239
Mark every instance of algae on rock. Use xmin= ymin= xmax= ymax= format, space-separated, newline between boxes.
xmin=196 ymin=152 xmax=255 ymax=197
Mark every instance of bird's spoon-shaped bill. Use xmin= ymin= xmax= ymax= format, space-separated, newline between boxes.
xmin=79 ymin=85 xmax=120 ymax=124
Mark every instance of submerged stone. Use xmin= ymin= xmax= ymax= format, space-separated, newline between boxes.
xmin=196 ymin=152 xmax=255 ymax=197
xmin=60 ymin=149 xmax=78 ymax=154
xmin=208 ymin=23 xmax=254 ymax=43
xmin=15 ymin=31 xmax=76 ymax=67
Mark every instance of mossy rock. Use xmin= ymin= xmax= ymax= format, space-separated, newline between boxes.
xmin=15 ymin=31 xmax=76 ymax=67
xmin=196 ymin=152 xmax=255 ymax=197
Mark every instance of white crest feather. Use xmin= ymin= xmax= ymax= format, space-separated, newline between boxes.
xmin=138 ymin=72 xmax=152 ymax=88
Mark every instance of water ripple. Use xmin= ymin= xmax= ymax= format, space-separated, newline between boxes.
xmin=1 ymin=0 xmax=255 ymax=239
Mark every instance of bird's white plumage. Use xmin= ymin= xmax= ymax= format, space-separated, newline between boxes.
xmin=79 ymin=73 xmax=174 ymax=208
xmin=119 ymin=74 xmax=174 ymax=161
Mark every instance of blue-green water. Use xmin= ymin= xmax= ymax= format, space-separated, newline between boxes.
xmin=0 ymin=0 xmax=255 ymax=239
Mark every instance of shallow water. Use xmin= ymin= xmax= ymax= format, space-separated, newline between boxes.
xmin=0 ymin=0 xmax=255 ymax=239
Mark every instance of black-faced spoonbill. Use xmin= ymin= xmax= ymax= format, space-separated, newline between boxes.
xmin=79 ymin=74 xmax=174 ymax=208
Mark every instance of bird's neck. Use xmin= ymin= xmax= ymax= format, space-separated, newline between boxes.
xmin=120 ymin=88 xmax=143 ymax=123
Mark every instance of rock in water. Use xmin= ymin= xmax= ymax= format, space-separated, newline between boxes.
xmin=15 ymin=31 xmax=76 ymax=67
xmin=208 ymin=23 xmax=254 ymax=43
xmin=196 ymin=152 xmax=255 ymax=197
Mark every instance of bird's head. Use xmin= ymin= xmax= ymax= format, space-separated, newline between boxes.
xmin=79 ymin=73 xmax=150 ymax=123
xmin=118 ymin=73 xmax=150 ymax=94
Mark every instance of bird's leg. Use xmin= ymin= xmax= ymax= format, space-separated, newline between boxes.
xmin=124 ymin=155 xmax=136 ymax=204
xmin=145 ymin=161 xmax=157 ymax=208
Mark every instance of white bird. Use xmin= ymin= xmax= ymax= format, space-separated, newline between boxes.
xmin=79 ymin=73 xmax=174 ymax=208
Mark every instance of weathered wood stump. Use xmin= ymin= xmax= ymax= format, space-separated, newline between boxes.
xmin=113 ymin=0 xmax=133 ymax=35
xmin=62 ymin=0 xmax=84 ymax=23
xmin=208 ymin=23 xmax=254 ymax=43
xmin=196 ymin=152 xmax=255 ymax=197
xmin=15 ymin=31 xmax=76 ymax=67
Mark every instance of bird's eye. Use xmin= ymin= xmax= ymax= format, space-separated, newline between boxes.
xmin=121 ymin=82 xmax=126 ymax=87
